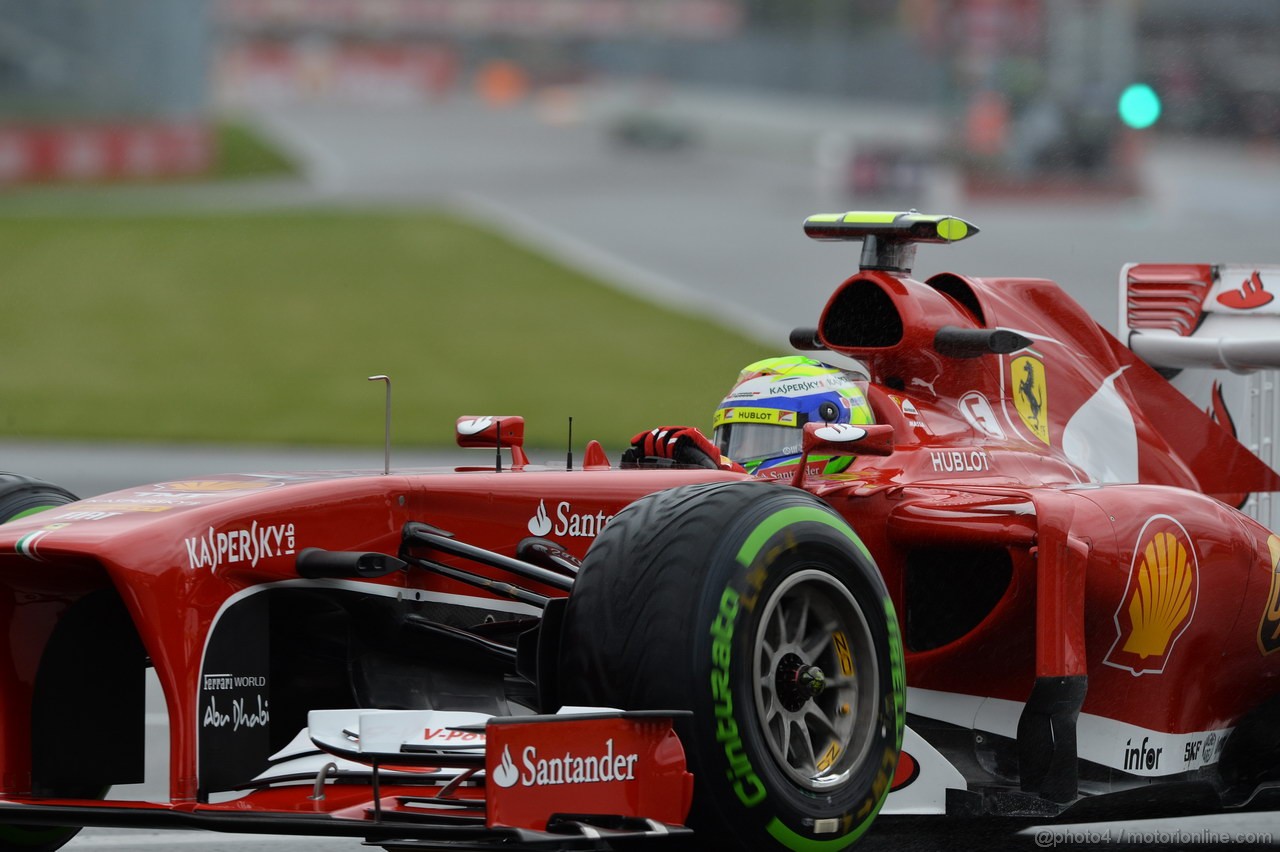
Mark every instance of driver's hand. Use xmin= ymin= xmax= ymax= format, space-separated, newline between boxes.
xmin=622 ymin=426 xmax=745 ymax=472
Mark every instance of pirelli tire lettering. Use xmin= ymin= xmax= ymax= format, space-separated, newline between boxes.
xmin=558 ymin=481 xmax=905 ymax=852
xmin=710 ymin=586 xmax=767 ymax=807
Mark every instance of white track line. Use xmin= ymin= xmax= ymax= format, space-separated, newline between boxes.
xmin=453 ymin=191 xmax=789 ymax=348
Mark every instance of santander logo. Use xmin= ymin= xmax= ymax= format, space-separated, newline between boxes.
xmin=1216 ymin=270 xmax=1273 ymax=310
xmin=457 ymin=416 xmax=495 ymax=435
xmin=490 ymin=739 xmax=639 ymax=788
xmin=527 ymin=500 xmax=615 ymax=538
xmin=492 ymin=745 xmax=520 ymax=788
xmin=813 ymin=424 xmax=866 ymax=443
xmin=528 ymin=500 xmax=553 ymax=536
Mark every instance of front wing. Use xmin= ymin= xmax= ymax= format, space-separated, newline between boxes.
xmin=0 ymin=709 xmax=694 ymax=851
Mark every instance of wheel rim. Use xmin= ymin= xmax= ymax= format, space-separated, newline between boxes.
xmin=752 ymin=568 xmax=879 ymax=791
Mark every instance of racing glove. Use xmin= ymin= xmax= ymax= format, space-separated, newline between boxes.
xmin=621 ymin=426 xmax=745 ymax=472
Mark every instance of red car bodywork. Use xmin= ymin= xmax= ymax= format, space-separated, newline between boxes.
xmin=1 ymin=216 xmax=1278 ymax=845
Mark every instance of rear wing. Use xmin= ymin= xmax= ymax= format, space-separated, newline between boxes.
xmin=1122 ymin=263 xmax=1280 ymax=370
xmin=1121 ymin=263 xmax=1280 ymax=527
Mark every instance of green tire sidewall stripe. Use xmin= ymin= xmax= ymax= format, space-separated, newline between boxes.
xmin=766 ymin=805 xmax=887 ymax=852
xmin=735 ymin=504 xmax=874 ymax=568
xmin=4 ymin=505 xmax=58 ymax=523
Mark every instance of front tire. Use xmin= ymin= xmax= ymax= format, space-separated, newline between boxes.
xmin=559 ymin=481 xmax=905 ymax=851
xmin=0 ymin=474 xmax=78 ymax=524
xmin=0 ymin=474 xmax=82 ymax=852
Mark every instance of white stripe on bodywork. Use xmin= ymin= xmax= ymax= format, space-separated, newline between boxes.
xmin=881 ymin=725 xmax=967 ymax=815
xmin=909 ymin=687 xmax=1231 ymax=777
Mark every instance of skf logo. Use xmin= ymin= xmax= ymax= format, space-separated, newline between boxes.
xmin=1255 ymin=535 xmax=1280 ymax=655
xmin=1011 ymin=355 xmax=1049 ymax=445
xmin=1105 ymin=516 xmax=1198 ymax=676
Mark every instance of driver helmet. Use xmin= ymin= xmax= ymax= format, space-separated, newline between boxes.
xmin=712 ymin=356 xmax=874 ymax=476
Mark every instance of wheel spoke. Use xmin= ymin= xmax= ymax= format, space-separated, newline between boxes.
xmin=766 ymin=610 xmax=784 ymax=649
xmin=802 ymin=622 xmax=838 ymax=660
xmin=792 ymin=594 xmax=812 ymax=644
xmin=791 ymin=719 xmax=818 ymax=773
xmin=775 ymin=604 xmax=794 ymax=648
xmin=803 ymin=705 xmax=839 ymax=740
xmin=750 ymin=568 xmax=880 ymax=792
xmin=762 ymin=689 xmax=779 ymax=722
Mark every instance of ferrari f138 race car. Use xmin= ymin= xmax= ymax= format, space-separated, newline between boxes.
xmin=1 ymin=211 xmax=1279 ymax=851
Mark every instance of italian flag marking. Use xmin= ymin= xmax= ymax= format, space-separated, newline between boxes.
xmin=16 ymin=530 xmax=48 ymax=561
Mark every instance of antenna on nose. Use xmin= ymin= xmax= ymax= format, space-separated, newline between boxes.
xmin=368 ymin=375 xmax=391 ymax=475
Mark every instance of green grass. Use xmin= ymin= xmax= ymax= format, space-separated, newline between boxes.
xmin=0 ymin=209 xmax=765 ymax=449
xmin=212 ymin=121 xmax=299 ymax=180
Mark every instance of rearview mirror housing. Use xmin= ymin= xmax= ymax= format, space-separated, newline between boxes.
xmin=456 ymin=416 xmax=525 ymax=449
xmin=790 ymin=422 xmax=894 ymax=489
xmin=801 ymin=422 xmax=894 ymax=457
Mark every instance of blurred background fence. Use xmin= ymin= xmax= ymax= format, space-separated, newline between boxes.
xmin=1 ymin=1 xmax=1278 ymax=189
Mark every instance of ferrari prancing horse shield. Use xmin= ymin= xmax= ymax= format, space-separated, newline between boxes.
xmin=1011 ymin=355 xmax=1050 ymax=445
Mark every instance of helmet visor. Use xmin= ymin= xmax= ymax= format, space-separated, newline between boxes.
xmin=716 ymin=423 xmax=803 ymax=466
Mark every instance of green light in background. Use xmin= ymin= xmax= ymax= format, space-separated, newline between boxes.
xmin=1118 ymin=83 xmax=1162 ymax=129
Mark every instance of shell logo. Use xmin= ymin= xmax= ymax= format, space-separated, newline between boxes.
xmin=1255 ymin=535 xmax=1280 ymax=655
xmin=159 ymin=480 xmax=278 ymax=492
xmin=1105 ymin=516 xmax=1199 ymax=676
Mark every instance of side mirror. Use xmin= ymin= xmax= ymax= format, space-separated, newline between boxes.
xmin=456 ymin=415 xmax=525 ymax=449
xmin=791 ymin=422 xmax=894 ymax=488
xmin=802 ymin=422 xmax=894 ymax=457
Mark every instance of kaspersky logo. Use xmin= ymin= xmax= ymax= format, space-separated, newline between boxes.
xmin=1105 ymin=516 xmax=1198 ymax=676
xmin=527 ymin=500 xmax=615 ymax=538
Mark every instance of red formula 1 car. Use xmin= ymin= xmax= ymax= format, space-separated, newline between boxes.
xmin=1 ymin=211 xmax=1279 ymax=851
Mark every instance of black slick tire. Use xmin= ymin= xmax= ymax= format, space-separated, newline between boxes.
xmin=559 ymin=480 xmax=905 ymax=851
xmin=0 ymin=474 xmax=78 ymax=524
xmin=0 ymin=473 xmax=81 ymax=851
